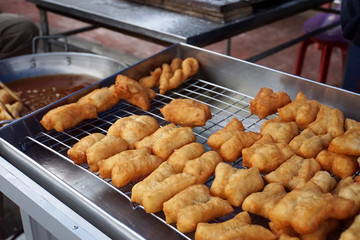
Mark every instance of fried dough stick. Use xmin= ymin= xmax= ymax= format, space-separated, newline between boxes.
xmin=207 ymin=118 xmax=261 ymax=162
xmin=316 ymin=150 xmax=359 ymax=179
xmin=242 ymin=134 xmax=295 ymax=174
xmin=345 ymin=118 xmax=360 ymax=130
xmin=107 ymin=115 xmax=159 ymax=149
xmin=160 ymin=98 xmax=212 ymax=127
xmin=138 ymin=67 xmax=162 ymax=89
xmin=195 ymin=211 xmax=276 ymax=240
xmin=131 ymin=142 xmax=204 ymax=204
xmin=67 ymin=133 xmax=105 ymax=164
xmin=250 ymin=87 xmax=291 ymax=119
xmin=134 ymin=123 xmax=177 ymax=150
xmin=77 ymin=85 xmax=119 ymax=113
xmin=340 ymin=213 xmax=360 ymax=240
xmin=278 ymin=91 xmax=321 ymax=129
xmin=260 ymin=118 xmax=299 ymax=144
xmin=269 ymin=175 xmax=354 ymax=234
xmin=210 ymin=163 xmax=264 ymax=207
xmin=86 ymin=135 xmax=128 ymax=172
xmin=337 ymin=182 xmax=360 ymax=217
xmin=328 ymin=128 xmax=360 ymax=156
xmin=40 ymin=102 xmax=98 ymax=132
xmin=113 ymin=74 xmax=156 ymax=111
xmin=264 ymin=155 xmax=321 ymax=190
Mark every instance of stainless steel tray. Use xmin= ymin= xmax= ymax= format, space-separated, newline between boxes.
xmin=0 ymin=43 xmax=359 ymax=239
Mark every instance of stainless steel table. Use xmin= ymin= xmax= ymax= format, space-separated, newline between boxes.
xmin=27 ymin=0 xmax=333 ymax=50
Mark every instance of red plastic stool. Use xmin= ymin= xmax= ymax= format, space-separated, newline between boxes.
xmin=294 ymin=11 xmax=348 ymax=84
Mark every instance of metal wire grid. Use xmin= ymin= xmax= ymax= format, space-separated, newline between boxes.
xmin=21 ymin=77 xmax=270 ymax=239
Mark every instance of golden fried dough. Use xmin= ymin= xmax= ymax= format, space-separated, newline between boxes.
xmin=260 ymin=118 xmax=299 ymax=143
xmin=134 ymin=123 xmax=177 ymax=150
xmin=176 ymin=195 xmax=233 ymax=233
xmin=242 ymin=183 xmax=287 ymax=219
xmin=77 ymin=86 xmax=119 ymax=113
xmin=278 ymin=91 xmax=321 ymax=129
xmin=142 ymin=172 xmax=197 ymax=213
xmin=304 ymin=170 xmax=337 ymax=193
xmin=210 ymin=163 xmax=264 ymax=206
xmin=163 ymin=184 xmax=210 ymax=224
xmin=250 ymin=87 xmax=291 ymax=119
xmin=138 ymin=67 xmax=162 ymax=89
xmin=316 ymin=150 xmax=359 ymax=179
xmin=242 ymin=134 xmax=295 ymax=173
xmin=182 ymin=151 xmax=222 ymax=184
xmin=345 ymin=118 xmax=360 ymax=131
xmin=159 ymin=57 xmax=199 ymax=94
xmin=328 ymin=128 xmax=360 ymax=156
xmin=160 ymin=98 xmax=212 ymax=127
xmin=207 ymin=118 xmax=260 ymax=162
xmin=195 ymin=211 xmax=276 ymax=240
xmin=269 ymin=181 xmax=354 ymax=234
xmin=167 ymin=142 xmax=205 ymax=172
xmin=307 ymin=105 xmax=344 ymax=137
xmin=300 ymin=219 xmax=339 ymax=240
xmin=40 ymin=102 xmax=97 ymax=132
xmin=111 ymin=151 xmax=163 ymax=188
xmin=289 ymin=128 xmax=333 ymax=158
xmin=98 ymin=148 xmax=150 ymax=179
xmin=337 ymin=182 xmax=360 ymax=217
xmin=86 ymin=135 xmax=128 ymax=172
xmin=264 ymin=155 xmax=321 ymax=190
xmin=332 ymin=177 xmax=355 ymax=195
xmin=113 ymin=74 xmax=156 ymax=111
xmin=339 ymin=213 xmax=360 ymax=240
xmin=107 ymin=115 xmax=159 ymax=149
xmin=152 ymin=126 xmax=196 ymax=160
xmin=67 ymin=133 xmax=105 ymax=164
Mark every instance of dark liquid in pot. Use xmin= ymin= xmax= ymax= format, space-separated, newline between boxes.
xmin=6 ymin=74 xmax=99 ymax=113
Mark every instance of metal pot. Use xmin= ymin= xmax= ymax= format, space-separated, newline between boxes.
xmin=0 ymin=52 xmax=127 ymax=83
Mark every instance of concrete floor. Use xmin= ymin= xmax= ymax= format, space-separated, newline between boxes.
xmin=0 ymin=0 xmax=345 ymax=87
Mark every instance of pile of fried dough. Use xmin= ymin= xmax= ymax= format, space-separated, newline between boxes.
xmin=0 ymin=86 xmax=25 ymax=122
xmin=40 ymin=57 xmax=199 ymax=132
xmin=64 ymin=85 xmax=360 ymax=239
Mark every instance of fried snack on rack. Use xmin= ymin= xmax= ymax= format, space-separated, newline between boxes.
xmin=332 ymin=176 xmax=355 ymax=195
xmin=207 ymin=118 xmax=261 ymax=162
xmin=288 ymin=128 xmax=333 ymax=159
xmin=345 ymin=118 xmax=360 ymax=131
xmin=339 ymin=213 xmax=360 ymax=240
xmin=242 ymin=134 xmax=295 ymax=173
xmin=138 ymin=67 xmax=162 ymax=89
xmin=182 ymin=151 xmax=222 ymax=184
xmin=260 ymin=118 xmax=299 ymax=143
xmin=134 ymin=123 xmax=177 ymax=150
xmin=250 ymin=87 xmax=291 ymax=119
xmin=316 ymin=150 xmax=359 ymax=179
xmin=0 ymin=101 xmax=25 ymax=120
xmin=307 ymin=105 xmax=344 ymax=137
xmin=131 ymin=142 xmax=204 ymax=204
xmin=67 ymin=133 xmax=105 ymax=164
xmin=164 ymin=184 xmax=210 ymax=224
xmin=167 ymin=142 xmax=205 ymax=172
xmin=111 ymin=150 xmax=163 ymax=188
xmin=163 ymin=184 xmax=233 ymax=233
xmin=336 ymin=182 xmax=360 ymax=217
xmin=0 ymin=88 xmax=16 ymax=104
xmin=142 ymin=172 xmax=197 ymax=213
xmin=195 ymin=211 xmax=276 ymax=240
xmin=264 ymin=155 xmax=321 ymax=190
xmin=86 ymin=135 xmax=128 ymax=172
xmin=242 ymin=183 xmax=287 ymax=219
xmin=40 ymin=102 xmax=97 ymax=132
xmin=160 ymin=98 xmax=212 ymax=127
xmin=210 ymin=163 xmax=264 ymax=207
xmin=304 ymin=170 xmax=337 ymax=193
xmin=107 ymin=115 xmax=159 ymax=149
xmin=77 ymin=86 xmax=120 ymax=113
xmin=278 ymin=91 xmax=321 ymax=129
xmin=328 ymin=128 xmax=360 ymax=156
xmin=113 ymin=74 xmax=156 ymax=111
xmin=98 ymin=148 xmax=149 ymax=179
xmin=269 ymin=177 xmax=354 ymax=234
xmin=159 ymin=57 xmax=199 ymax=94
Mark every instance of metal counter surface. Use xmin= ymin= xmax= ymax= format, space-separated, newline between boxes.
xmin=27 ymin=0 xmax=332 ymax=46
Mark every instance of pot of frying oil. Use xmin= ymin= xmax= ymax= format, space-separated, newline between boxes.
xmin=0 ymin=52 xmax=127 ymax=122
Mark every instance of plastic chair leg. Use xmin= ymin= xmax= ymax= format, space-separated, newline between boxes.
xmin=319 ymin=45 xmax=333 ymax=83
xmin=294 ymin=39 xmax=313 ymax=76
